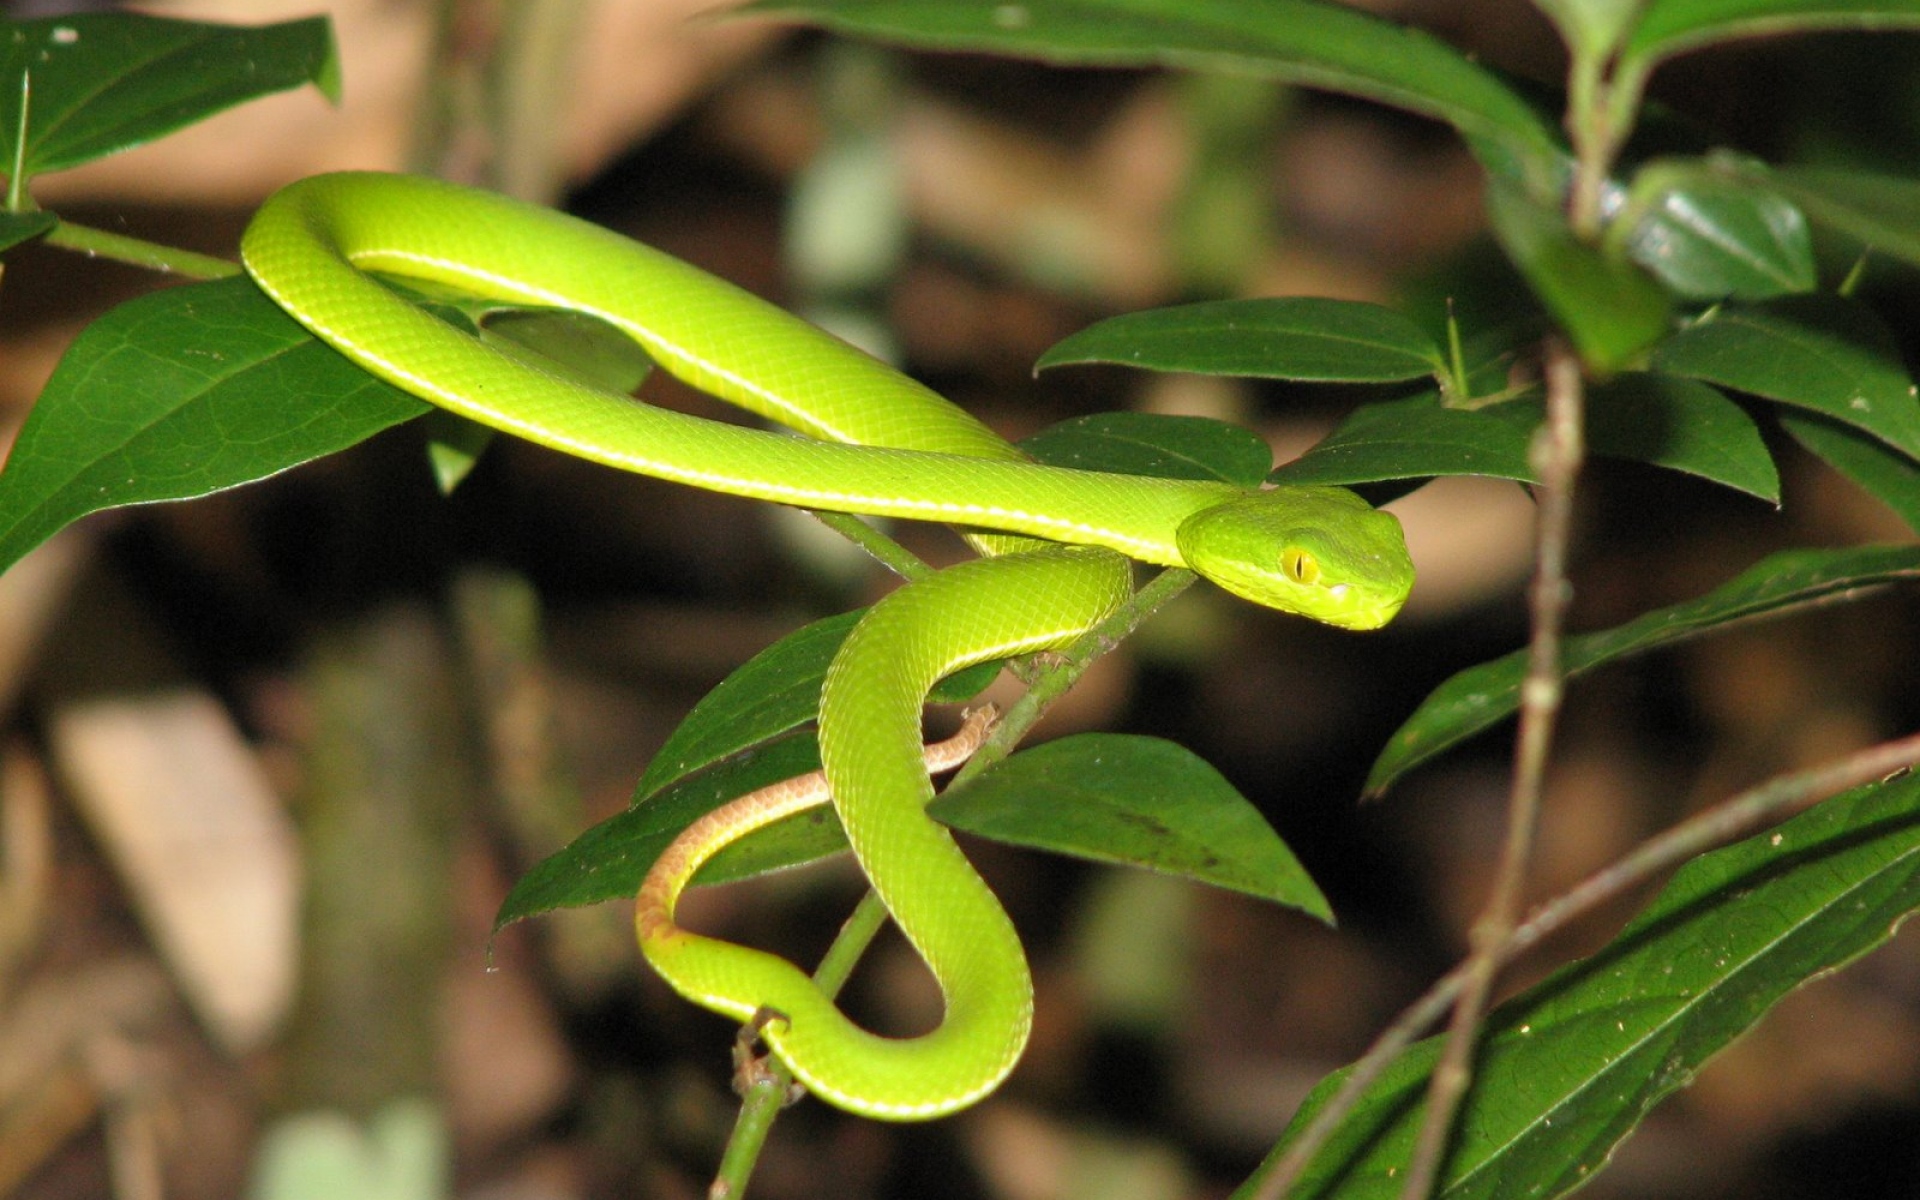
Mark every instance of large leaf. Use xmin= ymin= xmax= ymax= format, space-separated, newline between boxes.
xmin=1018 ymin=412 xmax=1274 ymax=487
xmin=0 ymin=276 xmax=425 ymax=577
xmin=739 ymin=0 xmax=1566 ymax=194
xmin=1623 ymin=1 xmax=1920 ymax=68
xmin=1623 ymin=162 xmax=1816 ymax=300
xmin=632 ymin=610 xmax=1000 ymax=801
xmin=933 ymin=733 xmax=1331 ymax=917
xmin=0 ymin=13 xmax=338 ymax=180
xmin=1035 ymin=298 xmax=1444 ymax=384
xmin=497 ymin=732 xmax=833 ymax=926
xmin=503 ymin=730 xmax=1333 ymax=926
xmin=1366 ymin=544 xmax=1920 ymax=794
xmin=1269 ymin=373 xmax=1778 ymax=502
xmin=1248 ymin=770 xmax=1920 ymax=1199
xmin=1652 ymin=295 xmax=1920 ymax=459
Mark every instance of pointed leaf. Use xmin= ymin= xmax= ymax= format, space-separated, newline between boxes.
xmin=933 ymin=733 xmax=1331 ymax=919
xmin=1 ymin=13 xmax=338 ymax=180
xmin=0 ymin=276 xmax=426 ymax=577
xmin=1624 ymin=163 xmax=1815 ymax=299
xmin=1366 ymin=544 xmax=1920 ymax=794
xmin=1036 ymin=298 xmax=1444 ymax=384
xmin=1019 ymin=412 xmax=1273 ymax=486
xmin=739 ymin=0 xmax=1566 ymax=194
xmin=1255 ymin=771 xmax=1920 ymax=1199
xmin=1624 ymin=1 xmax=1920 ymax=67
xmin=1653 ymin=295 xmax=1920 ymax=458
xmin=496 ymin=732 xmax=836 ymax=927
xmin=632 ymin=609 xmax=999 ymax=800
xmin=1269 ymin=373 xmax=1777 ymax=502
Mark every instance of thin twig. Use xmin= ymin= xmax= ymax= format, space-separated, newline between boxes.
xmin=1248 ymin=726 xmax=1920 ymax=1199
xmin=1400 ymin=341 xmax=1584 ymax=1199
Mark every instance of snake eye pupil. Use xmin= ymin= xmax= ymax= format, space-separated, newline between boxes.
xmin=1282 ymin=548 xmax=1320 ymax=585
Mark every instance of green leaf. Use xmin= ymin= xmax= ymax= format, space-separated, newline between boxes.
xmin=1766 ymin=163 xmax=1920 ymax=271
xmin=0 ymin=13 xmax=339 ymax=181
xmin=933 ymin=733 xmax=1331 ymax=918
xmin=1365 ymin=544 xmax=1920 ymax=794
xmin=631 ymin=610 xmax=1000 ymax=801
xmin=496 ymin=732 xmax=835 ymax=927
xmin=1254 ymin=771 xmax=1920 ymax=1199
xmin=1652 ymin=295 xmax=1920 ymax=459
xmin=1586 ymin=372 xmax=1779 ymax=502
xmin=739 ymin=0 xmax=1566 ymax=195
xmin=1269 ymin=374 xmax=1778 ymax=502
xmin=0 ymin=209 xmax=52 ymax=251
xmin=1623 ymin=163 xmax=1816 ymax=300
xmin=1484 ymin=178 xmax=1673 ymax=373
xmin=1035 ymin=298 xmax=1444 ymax=384
xmin=1624 ymin=1 xmax=1920 ymax=68
xmin=1019 ymin=412 xmax=1273 ymax=487
xmin=0 ymin=276 xmax=426 ymax=578
xmin=1780 ymin=412 xmax=1920 ymax=535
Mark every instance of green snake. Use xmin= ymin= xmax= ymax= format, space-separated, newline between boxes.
xmin=240 ymin=171 xmax=1415 ymax=1120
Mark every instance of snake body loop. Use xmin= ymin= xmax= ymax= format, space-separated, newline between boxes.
xmin=240 ymin=172 xmax=1415 ymax=1119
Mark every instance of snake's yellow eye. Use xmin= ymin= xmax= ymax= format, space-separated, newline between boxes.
xmin=1282 ymin=548 xmax=1320 ymax=585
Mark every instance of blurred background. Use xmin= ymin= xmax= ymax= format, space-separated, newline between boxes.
xmin=4 ymin=1 xmax=1920 ymax=1197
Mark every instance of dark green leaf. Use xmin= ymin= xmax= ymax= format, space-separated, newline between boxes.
xmin=1036 ymin=298 xmax=1443 ymax=383
xmin=1366 ymin=544 xmax=1920 ymax=794
xmin=421 ymin=409 xmax=496 ymax=493
xmin=0 ymin=209 xmax=53 ymax=252
xmin=1485 ymin=178 xmax=1673 ymax=373
xmin=1269 ymin=374 xmax=1777 ymax=502
xmin=1253 ymin=771 xmax=1920 ymax=1199
xmin=1020 ymin=412 xmax=1273 ymax=486
xmin=1624 ymin=164 xmax=1815 ymax=299
xmin=632 ymin=610 xmax=1000 ymax=801
xmin=0 ymin=276 xmax=425 ymax=577
xmin=934 ymin=733 xmax=1329 ymax=917
xmin=1781 ymin=412 xmax=1920 ymax=535
xmin=739 ymin=0 xmax=1566 ymax=195
xmin=1624 ymin=1 xmax=1920 ymax=68
xmin=1767 ymin=163 xmax=1920 ymax=271
xmin=1652 ymin=295 xmax=1920 ymax=458
xmin=0 ymin=14 xmax=339 ymax=180
xmin=1586 ymin=373 xmax=1778 ymax=502
xmin=496 ymin=733 xmax=837 ymax=927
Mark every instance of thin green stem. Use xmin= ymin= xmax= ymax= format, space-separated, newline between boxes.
xmin=705 ymin=563 xmax=1195 ymax=1198
xmin=1400 ymin=341 xmax=1583 ymax=1200
xmin=42 ymin=220 xmax=240 ymax=280
xmin=709 ymin=890 xmax=891 ymax=1200
xmin=1245 ymin=726 xmax=1920 ymax=1200
xmin=809 ymin=510 xmax=934 ymax=583
xmin=8 ymin=70 xmax=29 ymax=213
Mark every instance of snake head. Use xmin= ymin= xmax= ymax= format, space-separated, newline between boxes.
xmin=1175 ymin=488 xmax=1414 ymax=630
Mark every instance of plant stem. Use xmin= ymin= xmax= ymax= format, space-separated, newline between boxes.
xmin=41 ymin=220 xmax=239 ymax=280
xmin=1399 ymin=340 xmax=1583 ymax=1200
xmin=704 ymin=564 xmax=1195 ymax=1198
xmin=809 ymin=510 xmax=935 ymax=583
xmin=1245 ymin=725 xmax=1920 ymax=1200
